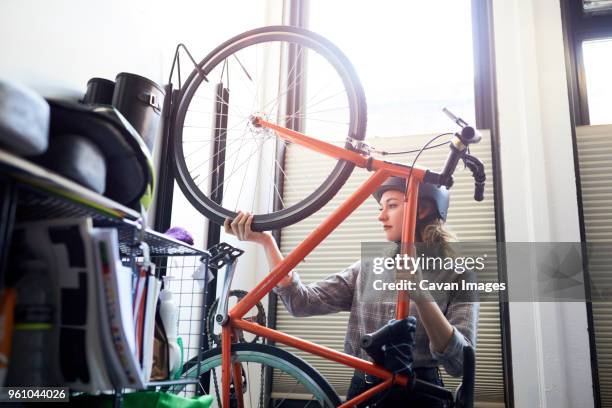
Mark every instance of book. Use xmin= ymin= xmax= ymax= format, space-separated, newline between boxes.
xmin=15 ymin=218 xmax=111 ymax=392
xmin=91 ymin=228 xmax=144 ymax=389
xmin=132 ymin=265 xmax=148 ymax=364
xmin=141 ymin=272 xmax=161 ymax=381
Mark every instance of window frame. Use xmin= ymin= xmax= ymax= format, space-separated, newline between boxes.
xmin=270 ymin=0 xmax=514 ymax=405
xmin=154 ymin=0 xmax=514 ymax=403
xmin=560 ymin=0 xmax=611 ymax=406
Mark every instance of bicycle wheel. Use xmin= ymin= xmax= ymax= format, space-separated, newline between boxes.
xmin=172 ymin=26 xmax=367 ymax=231
xmin=169 ymin=343 xmax=341 ymax=408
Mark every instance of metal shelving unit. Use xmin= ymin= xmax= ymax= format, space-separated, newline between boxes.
xmin=0 ymin=148 xmax=204 ymax=256
xmin=0 ymin=147 xmax=211 ymax=405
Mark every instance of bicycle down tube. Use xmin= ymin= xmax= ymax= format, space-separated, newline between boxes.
xmin=220 ymin=118 xmax=429 ymax=408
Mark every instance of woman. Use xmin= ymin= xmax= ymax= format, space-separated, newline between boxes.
xmin=224 ymin=176 xmax=479 ymax=407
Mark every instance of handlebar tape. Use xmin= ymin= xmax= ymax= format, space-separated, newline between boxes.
xmin=474 ymin=182 xmax=485 ymax=202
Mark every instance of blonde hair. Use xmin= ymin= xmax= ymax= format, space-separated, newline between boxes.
xmin=420 ymin=218 xmax=457 ymax=257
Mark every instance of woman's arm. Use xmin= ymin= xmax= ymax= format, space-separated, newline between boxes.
xmin=414 ymin=285 xmax=479 ymax=377
xmin=403 ymin=244 xmax=478 ymax=377
xmin=273 ymin=261 xmax=359 ymax=317
xmin=260 ymin=233 xmax=294 ymax=287
xmin=414 ymin=300 xmax=454 ymax=353
xmin=225 ymin=212 xmax=358 ymax=316
xmin=399 ymin=251 xmax=455 ymax=355
xmin=259 ymin=229 xmax=359 ymax=316
xmin=427 ymin=300 xmax=479 ymax=377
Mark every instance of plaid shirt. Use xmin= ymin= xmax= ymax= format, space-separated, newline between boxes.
xmin=273 ymin=258 xmax=479 ymax=377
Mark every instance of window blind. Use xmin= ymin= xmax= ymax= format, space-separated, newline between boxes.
xmin=274 ymin=130 xmax=505 ymax=405
xmin=575 ymin=124 xmax=612 ymax=407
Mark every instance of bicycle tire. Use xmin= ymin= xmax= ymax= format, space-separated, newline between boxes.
xmin=170 ymin=342 xmax=341 ymax=407
xmin=172 ymin=25 xmax=367 ymax=231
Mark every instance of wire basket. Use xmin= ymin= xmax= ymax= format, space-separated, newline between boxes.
xmin=150 ymin=254 xmax=210 ymax=398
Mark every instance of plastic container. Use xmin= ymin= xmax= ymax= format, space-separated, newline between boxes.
xmin=83 ymin=78 xmax=115 ymax=105
xmin=6 ymin=260 xmax=54 ymax=386
xmin=159 ymin=276 xmax=180 ymax=376
xmin=112 ymin=73 xmax=165 ymax=153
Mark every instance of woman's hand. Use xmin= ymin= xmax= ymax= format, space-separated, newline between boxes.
xmin=224 ymin=211 xmax=269 ymax=245
xmin=225 ymin=211 xmax=292 ymax=286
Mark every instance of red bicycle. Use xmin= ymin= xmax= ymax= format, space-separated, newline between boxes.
xmin=171 ymin=26 xmax=485 ymax=408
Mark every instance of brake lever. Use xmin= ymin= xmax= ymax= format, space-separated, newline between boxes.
xmin=443 ymin=107 xmax=469 ymax=128
xmin=439 ymin=108 xmax=482 ymax=188
xmin=443 ymin=108 xmax=482 ymax=145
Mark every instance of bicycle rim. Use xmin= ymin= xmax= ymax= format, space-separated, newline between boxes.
xmin=172 ymin=26 xmax=367 ymax=231
xmin=170 ymin=343 xmax=341 ymax=408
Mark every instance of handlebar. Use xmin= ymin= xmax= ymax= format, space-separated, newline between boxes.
xmin=360 ymin=320 xmax=394 ymax=349
xmin=360 ymin=316 xmax=416 ymax=365
xmin=463 ymin=154 xmax=486 ymax=202
xmin=411 ymin=378 xmax=454 ymax=402
xmin=407 ymin=345 xmax=475 ymax=407
xmin=455 ymin=345 xmax=476 ymax=408
xmin=438 ymin=108 xmax=486 ymax=202
xmin=360 ymin=317 xmax=416 ymax=365
xmin=409 ymin=346 xmax=475 ymax=407
xmin=360 ymin=318 xmax=476 ymax=407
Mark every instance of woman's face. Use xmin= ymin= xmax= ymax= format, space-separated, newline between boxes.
xmin=377 ymin=190 xmax=434 ymax=241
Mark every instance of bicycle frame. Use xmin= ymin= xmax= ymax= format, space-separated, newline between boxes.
xmin=220 ymin=117 xmax=431 ymax=408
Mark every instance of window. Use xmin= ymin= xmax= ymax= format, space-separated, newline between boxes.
xmin=583 ymin=0 xmax=612 ymax=15
xmin=582 ymin=38 xmax=612 ymax=125
xmin=307 ymin=0 xmax=476 ymax=136
xmin=562 ymin=0 xmax=612 ymax=125
xmin=273 ymin=1 xmax=506 ymax=405
xmin=561 ymin=1 xmax=612 ymax=404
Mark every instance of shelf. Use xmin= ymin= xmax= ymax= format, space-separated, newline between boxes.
xmin=147 ymin=378 xmax=202 ymax=387
xmin=0 ymin=148 xmax=206 ymax=257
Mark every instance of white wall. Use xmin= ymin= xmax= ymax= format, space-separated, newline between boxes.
xmin=493 ymin=0 xmax=594 ymax=406
xmin=0 ymin=0 xmax=282 ymax=276
xmin=1 ymin=0 xmax=170 ymax=99
xmin=0 ymin=0 xmax=284 ymax=386
xmin=0 ymin=0 xmax=277 ymax=99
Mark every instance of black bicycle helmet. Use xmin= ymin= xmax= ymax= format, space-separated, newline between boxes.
xmin=373 ymin=176 xmax=449 ymax=221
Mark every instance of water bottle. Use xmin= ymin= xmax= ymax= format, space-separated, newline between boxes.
xmin=159 ymin=276 xmax=180 ymax=376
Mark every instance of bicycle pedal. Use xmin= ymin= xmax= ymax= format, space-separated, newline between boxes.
xmin=207 ymin=242 xmax=245 ymax=269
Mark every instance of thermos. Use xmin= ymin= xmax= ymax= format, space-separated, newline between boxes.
xmin=112 ymin=72 xmax=165 ymax=153
xmin=83 ymin=78 xmax=115 ymax=105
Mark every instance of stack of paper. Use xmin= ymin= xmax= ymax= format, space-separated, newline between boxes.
xmin=12 ymin=218 xmax=164 ymax=391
